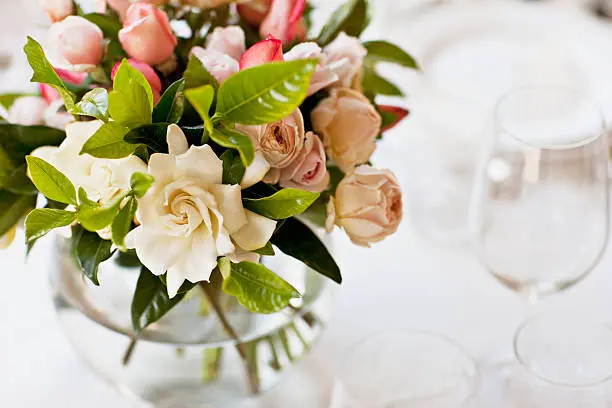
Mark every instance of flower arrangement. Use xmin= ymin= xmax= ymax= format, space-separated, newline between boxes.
xmin=2 ymin=0 xmax=414 ymax=357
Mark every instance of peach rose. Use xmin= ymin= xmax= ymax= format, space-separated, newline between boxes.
xmin=324 ymin=32 xmax=367 ymax=89
xmin=326 ymin=166 xmax=402 ymax=247
xmin=205 ymin=26 xmax=246 ymax=62
xmin=311 ymin=88 xmax=382 ymax=173
xmin=47 ymin=16 xmax=104 ymax=68
xmin=112 ymin=59 xmax=163 ymax=103
xmin=40 ymin=0 xmax=74 ymax=22
xmin=279 ymin=132 xmax=329 ymax=193
xmin=8 ymin=97 xmax=48 ymax=126
xmin=285 ymin=42 xmax=338 ymax=96
xmin=236 ymin=109 xmax=305 ymax=183
xmin=119 ymin=3 xmax=177 ymax=66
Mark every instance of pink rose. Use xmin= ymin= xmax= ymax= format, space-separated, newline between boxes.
xmin=106 ymin=0 xmax=131 ymax=20
xmin=285 ymin=42 xmax=339 ymax=96
xmin=260 ymin=0 xmax=306 ymax=44
xmin=326 ymin=166 xmax=403 ymax=247
xmin=181 ymin=0 xmax=235 ymax=9
xmin=112 ymin=59 xmax=163 ymax=103
xmin=205 ymin=26 xmax=246 ymax=62
xmin=8 ymin=97 xmax=48 ymax=126
xmin=119 ymin=4 xmax=177 ymax=66
xmin=190 ymin=47 xmax=239 ymax=84
xmin=324 ymin=32 xmax=367 ymax=89
xmin=239 ymin=35 xmax=283 ymax=70
xmin=47 ymin=16 xmax=104 ymax=67
xmin=40 ymin=0 xmax=74 ymax=22
xmin=279 ymin=132 xmax=329 ymax=193
xmin=40 ymin=69 xmax=88 ymax=103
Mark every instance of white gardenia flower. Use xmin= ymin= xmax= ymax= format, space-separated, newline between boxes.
xmin=126 ymin=125 xmax=277 ymax=298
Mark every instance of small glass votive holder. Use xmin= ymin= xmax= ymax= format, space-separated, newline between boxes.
xmin=329 ymin=330 xmax=480 ymax=408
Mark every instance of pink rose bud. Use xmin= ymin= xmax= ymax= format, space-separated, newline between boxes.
xmin=106 ymin=0 xmax=131 ymax=20
xmin=279 ymin=132 xmax=329 ymax=193
xmin=40 ymin=0 xmax=74 ymax=22
xmin=259 ymin=0 xmax=306 ymax=45
xmin=119 ymin=4 xmax=177 ymax=66
xmin=190 ymin=47 xmax=239 ymax=84
xmin=112 ymin=59 xmax=163 ymax=103
xmin=205 ymin=26 xmax=246 ymax=62
xmin=239 ymin=35 xmax=283 ymax=70
xmin=48 ymin=16 xmax=105 ymax=66
xmin=40 ymin=68 xmax=88 ymax=103
xmin=8 ymin=97 xmax=48 ymax=126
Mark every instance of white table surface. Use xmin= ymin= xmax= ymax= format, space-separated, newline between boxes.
xmin=3 ymin=1 xmax=612 ymax=407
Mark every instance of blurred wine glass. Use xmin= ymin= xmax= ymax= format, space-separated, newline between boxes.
xmin=471 ymin=85 xmax=609 ymax=302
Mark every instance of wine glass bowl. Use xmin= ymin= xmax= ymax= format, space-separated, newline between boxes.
xmin=472 ymin=85 xmax=609 ymax=299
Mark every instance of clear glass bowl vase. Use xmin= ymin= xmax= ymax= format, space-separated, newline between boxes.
xmin=49 ymin=232 xmax=335 ymax=407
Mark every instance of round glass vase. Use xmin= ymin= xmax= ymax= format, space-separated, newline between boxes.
xmin=49 ymin=231 xmax=335 ymax=407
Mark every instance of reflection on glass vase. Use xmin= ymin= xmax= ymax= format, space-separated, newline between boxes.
xmin=49 ymin=232 xmax=335 ymax=407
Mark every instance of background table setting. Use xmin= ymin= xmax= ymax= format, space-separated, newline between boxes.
xmin=4 ymin=0 xmax=612 ymax=407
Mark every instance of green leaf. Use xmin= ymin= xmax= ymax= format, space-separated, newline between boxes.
xmin=272 ymin=218 xmax=342 ymax=284
xmin=211 ymin=127 xmax=255 ymax=167
xmin=111 ymin=196 xmax=137 ymax=249
xmin=185 ymin=85 xmax=215 ymax=135
xmin=220 ymin=258 xmax=301 ymax=314
xmin=26 ymin=156 xmax=76 ymax=205
xmin=0 ymin=124 xmax=65 ymax=164
xmin=0 ymin=191 xmax=36 ymax=236
xmin=23 ymin=37 xmax=75 ymax=110
xmin=364 ymin=41 xmax=419 ymax=69
xmin=363 ymin=66 xmax=403 ymax=97
xmin=25 ymin=208 xmax=76 ymax=244
xmin=124 ymin=123 xmax=169 ymax=153
xmin=220 ymin=149 xmax=245 ymax=185
xmin=72 ymin=226 xmax=114 ymax=286
xmin=130 ymin=172 xmax=155 ymax=198
xmin=153 ymin=79 xmax=186 ymax=124
xmin=80 ymin=122 xmax=135 ymax=158
xmin=77 ymin=187 xmax=124 ymax=232
xmin=82 ymin=13 xmax=122 ymax=38
xmin=317 ymin=0 xmax=371 ymax=46
xmin=184 ymin=56 xmax=219 ymax=90
xmin=244 ymin=189 xmax=320 ymax=220
xmin=109 ymin=59 xmax=153 ymax=128
xmin=131 ymin=266 xmax=189 ymax=332
xmin=70 ymin=88 xmax=109 ymax=121
xmin=3 ymin=165 xmax=37 ymax=195
xmin=253 ymin=242 xmax=275 ymax=256
xmin=215 ymin=60 xmax=317 ymax=126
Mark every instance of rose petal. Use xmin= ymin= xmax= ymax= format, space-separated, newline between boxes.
xmin=241 ymin=150 xmax=271 ymax=189
xmin=167 ymin=124 xmax=189 ymax=156
xmin=239 ymin=36 xmax=283 ymax=70
xmin=126 ymin=226 xmax=189 ymax=276
xmin=231 ymin=210 xmax=277 ymax=251
xmin=209 ymin=184 xmax=248 ymax=234
xmin=147 ymin=153 xmax=177 ymax=186
xmin=175 ymin=145 xmax=223 ymax=186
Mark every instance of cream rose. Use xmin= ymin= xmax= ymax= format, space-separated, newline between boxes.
xmin=279 ymin=132 xmax=329 ymax=193
xmin=326 ymin=166 xmax=402 ymax=247
xmin=236 ymin=109 xmax=305 ymax=184
xmin=324 ymin=32 xmax=367 ymax=89
xmin=8 ymin=97 xmax=48 ymax=126
xmin=126 ymin=125 xmax=277 ymax=298
xmin=285 ymin=42 xmax=338 ymax=96
xmin=311 ymin=88 xmax=381 ymax=173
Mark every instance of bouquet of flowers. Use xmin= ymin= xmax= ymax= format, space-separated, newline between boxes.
xmin=2 ymin=0 xmax=415 ymax=334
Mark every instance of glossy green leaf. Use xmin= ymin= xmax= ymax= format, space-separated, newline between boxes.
xmin=130 ymin=172 xmax=155 ymax=198
xmin=0 ymin=191 xmax=36 ymax=236
xmin=25 ymin=208 xmax=76 ymax=244
xmin=185 ymin=85 xmax=214 ymax=135
xmin=184 ymin=56 xmax=219 ymax=90
xmin=82 ymin=13 xmax=122 ymax=38
xmin=272 ymin=218 xmax=342 ymax=284
xmin=26 ymin=156 xmax=76 ymax=205
xmin=70 ymin=88 xmax=109 ymax=121
xmin=253 ymin=242 xmax=275 ymax=256
xmin=317 ymin=0 xmax=371 ymax=46
xmin=131 ymin=267 xmax=189 ymax=332
xmin=211 ymin=127 xmax=255 ymax=167
xmin=243 ymin=189 xmax=320 ymax=220
xmin=72 ymin=226 xmax=114 ymax=286
xmin=220 ymin=149 xmax=245 ymax=185
xmin=124 ymin=123 xmax=169 ymax=153
xmin=220 ymin=258 xmax=300 ymax=314
xmin=80 ymin=122 xmax=135 ymax=158
xmin=23 ymin=37 xmax=75 ymax=110
xmin=109 ymin=59 xmax=153 ymax=127
xmin=363 ymin=66 xmax=403 ymax=97
xmin=364 ymin=41 xmax=419 ymax=69
xmin=3 ymin=165 xmax=37 ymax=195
xmin=153 ymin=79 xmax=186 ymax=124
xmin=111 ymin=196 xmax=137 ymax=249
xmin=77 ymin=187 xmax=124 ymax=232
xmin=0 ymin=124 xmax=65 ymax=164
xmin=215 ymin=60 xmax=317 ymax=125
